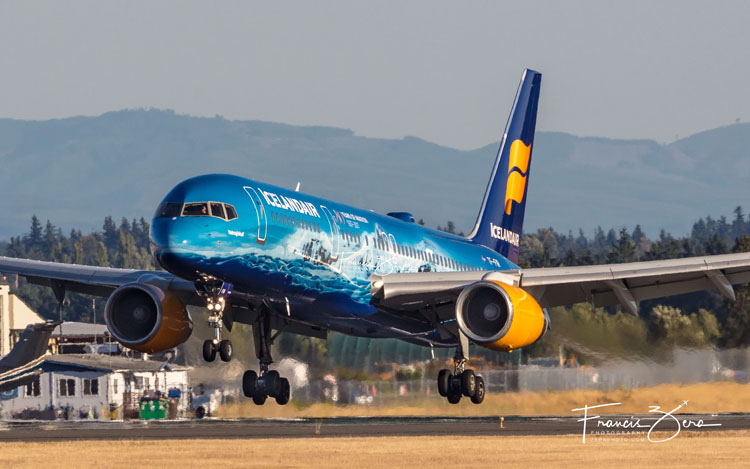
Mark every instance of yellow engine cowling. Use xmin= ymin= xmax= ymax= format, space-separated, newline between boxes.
xmin=455 ymin=280 xmax=548 ymax=352
xmin=104 ymin=283 xmax=193 ymax=353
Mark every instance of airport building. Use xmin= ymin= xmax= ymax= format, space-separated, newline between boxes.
xmin=48 ymin=321 xmax=114 ymax=355
xmin=0 ymin=284 xmax=44 ymax=356
xmin=0 ymin=354 xmax=189 ymax=420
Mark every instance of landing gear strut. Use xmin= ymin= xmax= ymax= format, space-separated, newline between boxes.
xmin=241 ymin=309 xmax=291 ymax=405
xmin=196 ymin=278 xmax=233 ymax=363
xmin=436 ymin=333 xmax=485 ymax=404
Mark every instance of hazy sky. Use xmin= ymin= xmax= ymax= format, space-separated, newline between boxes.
xmin=1 ymin=1 xmax=748 ymax=149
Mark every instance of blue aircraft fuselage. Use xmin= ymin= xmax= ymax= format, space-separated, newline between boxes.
xmin=149 ymin=174 xmax=518 ymax=345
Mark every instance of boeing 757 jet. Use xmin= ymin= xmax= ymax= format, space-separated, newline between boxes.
xmin=2 ymin=69 xmax=749 ymax=405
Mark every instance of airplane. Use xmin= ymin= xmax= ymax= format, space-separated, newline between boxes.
xmin=0 ymin=322 xmax=60 ymax=393
xmin=2 ymin=68 xmax=750 ymax=406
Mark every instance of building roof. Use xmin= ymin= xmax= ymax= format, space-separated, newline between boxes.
xmin=43 ymin=354 xmax=188 ymax=373
xmin=51 ymin=322 xmax=109 ymax=338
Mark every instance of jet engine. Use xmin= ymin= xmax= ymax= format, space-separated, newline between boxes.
xmin=104 ymin=283 xmax=193 ymax=353
xmin=455 ymin=281 xmax=548 ymax=351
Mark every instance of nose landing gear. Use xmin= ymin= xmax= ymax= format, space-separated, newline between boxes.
xmin=241 ymin=309 xmax=292 ymax=405
xmin=197 ymin=278 xmax=233 ymax=363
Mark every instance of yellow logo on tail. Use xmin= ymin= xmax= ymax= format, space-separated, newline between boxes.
xmin=504 ymin=139 xmax=531 ymax=215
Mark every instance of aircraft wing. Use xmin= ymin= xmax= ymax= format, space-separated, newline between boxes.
xmin=369 ymin=252 xmax=750 ymax=316
xmin=0 ymin=256 xmax=200 ymax=305
xmin=0 ymin=256 xmax=325 ymax=337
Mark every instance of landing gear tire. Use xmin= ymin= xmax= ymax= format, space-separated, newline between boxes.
xmin=437 ymin=366 xmax=486 ymax=404
xmin=275 ymin=378 xmax=291 ymax=405
xmin=252 ymin=394 xmax=267 ymax=405
xmin=195 ymin=406 xmax=206 ymax=419
xmin=437 ymin=369 xmax=451 ymax=397
xmin=265 ymin=370 xmax=281 ymax=397
xmin=202 ymin=340 xmax=216 ymax=362
xmin=219 ymin=339 xmax=233 ymax=362
xmin=461 ymin=369 xmax=476 ymax=397
xmin=242 ymin=370 xmax=258 ymax=398
xmin=471 ymin=376 xmax=485 ymax=404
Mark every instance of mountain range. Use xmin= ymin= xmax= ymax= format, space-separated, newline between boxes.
xmin=0 ymin=109 xmax=748 ymax=240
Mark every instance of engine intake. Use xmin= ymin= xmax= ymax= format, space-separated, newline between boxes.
xmin=104 ymin=283 xmax=193 ymax=353
xmin=456 ymin=281 xmax=548 ymax=351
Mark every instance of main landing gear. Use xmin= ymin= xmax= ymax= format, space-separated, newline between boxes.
xmin=197 ymin=278 xmax=233 ymax=363
xmin=242 ymin=309 xmax=291 ymax=405
xmin=437 ymin=363 xmax=485 ymax=404
xmin=436 ymin=334 xmax=485 ymax=404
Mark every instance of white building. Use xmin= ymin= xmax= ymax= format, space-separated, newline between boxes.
xmin=0 ymin=284 xmax=44 ymax=356
xmin=0 ymin=354 xmax=189 ymax=420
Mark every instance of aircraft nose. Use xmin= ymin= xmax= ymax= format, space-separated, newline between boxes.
xmin=150 ymin=216 xmax=201 ymax=279
xmin=149 ymin=200 xmax=197 ymax=275
xmin=150 ymin=213 xmax=178 ymax=267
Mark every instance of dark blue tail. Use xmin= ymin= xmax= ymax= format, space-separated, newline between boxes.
xmin=468 ymin=69 xmax=541 ymax=263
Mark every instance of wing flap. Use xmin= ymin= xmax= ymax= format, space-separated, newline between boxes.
xmin=369 ymin=252 xmax=750 ymax=314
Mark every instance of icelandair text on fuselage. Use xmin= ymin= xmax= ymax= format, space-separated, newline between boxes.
xmin=259 ymin=189 xmax=321 ymax=218
xmin=490 ymin=222 xmax=520 ymax=247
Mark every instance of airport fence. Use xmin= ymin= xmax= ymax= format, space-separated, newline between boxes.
xmin=286 ymin=347 xmax=750 ymax=405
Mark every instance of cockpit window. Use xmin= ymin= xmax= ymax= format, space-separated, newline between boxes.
xmin=224 ymin=204 xmax=237 ymax=220
xmin=209 ymin=203 xmax=225 ymax=219
xmin=175 ymin=201 xmax=237 ymax=220
xmin=182 ymin=202 xmax=209 ymax=216
xmin=156 ymin=202 xmax=183 ymax=218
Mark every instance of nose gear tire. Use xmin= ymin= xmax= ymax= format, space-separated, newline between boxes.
xmin=202 ymin=340 xmax=216 ymax=362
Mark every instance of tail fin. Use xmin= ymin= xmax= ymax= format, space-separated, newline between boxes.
xmin=0 ymin=321 xmax=57 ymax=373
xmin=468 ymin=68 xmax=541 ymax=263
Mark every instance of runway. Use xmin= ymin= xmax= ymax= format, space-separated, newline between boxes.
xmin=1 ymin=413 xmax=748 ymax=441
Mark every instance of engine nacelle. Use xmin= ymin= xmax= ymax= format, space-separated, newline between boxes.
xmin=455 ymin=281 xmax=548 ymax=352
xmin=104 ymin=283 xmax=193 ymax=353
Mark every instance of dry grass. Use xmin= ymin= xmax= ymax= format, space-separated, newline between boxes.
xmin=215 ymin=381 xmax=750 ymax=418
xmin=2 ymin=432 xmax=749 ymax=468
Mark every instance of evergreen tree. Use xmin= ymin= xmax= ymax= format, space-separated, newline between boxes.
xmin=605 ymin=228 xmax=617 ymax=247
xmin=575 ymin=229 xmax=588 ymax=253
xmin=119 ymin=217 xmax=131 ymax=235
xmin=732 ymin=206 xmax=746 ymax=239
xmin=608 ymin=227 xmax=637 ymax=263
xmin=27 ymin=215 xmax=43 ymax=251
xmin=631 ymin=224 xmax=645 ymax=244
xmin=43 ymin=220 xmax=56 ymax=257
xmin=102 ymin=216 xmax=118 ymax=251
xmin=692 ymin=218 xmax=708 ymax=245
xmin=563 ymin=248 xmax=578 ymax=266
xmin=704 ymin=234 xmax=729 ymax=255
xmin=593 ymin=226 xmax=606 ymax=254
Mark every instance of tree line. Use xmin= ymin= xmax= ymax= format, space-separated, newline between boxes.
xmin=2 ymin=215 xmax=153 ymax=321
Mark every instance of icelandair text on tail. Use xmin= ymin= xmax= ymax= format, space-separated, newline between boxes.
xmin=490 ymin=222 xmax=520 ymax=246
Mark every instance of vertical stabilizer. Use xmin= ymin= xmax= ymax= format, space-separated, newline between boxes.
xmin=468 ymin=69 xmax=541 ymax=263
